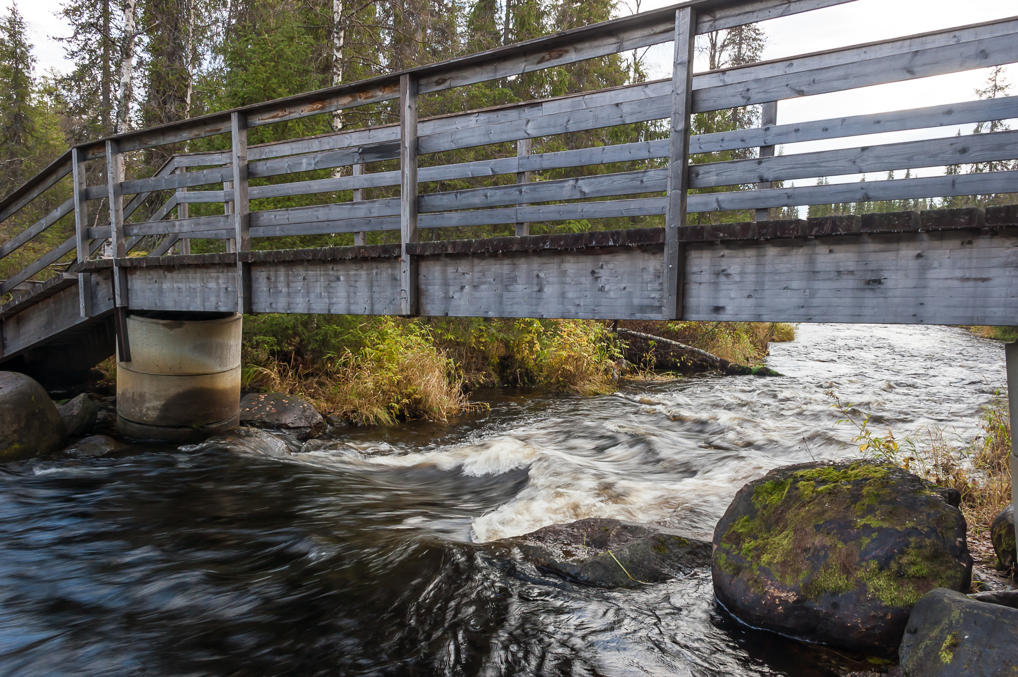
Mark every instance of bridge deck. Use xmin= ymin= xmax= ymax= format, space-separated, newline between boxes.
xmin=0 ymin=0 xmax=1016 ymax=377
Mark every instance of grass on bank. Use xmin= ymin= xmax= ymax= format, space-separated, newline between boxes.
xmin=969 ymin=326 xmax=1018 ymax=343
xmin=834 ymin=393 xmax=1012 ymax=573
xmin=241 ymin=315 xmax=794 ymax=426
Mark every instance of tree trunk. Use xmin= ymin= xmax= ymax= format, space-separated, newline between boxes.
xmin=115 ymin=0 xmax=139 ymax=134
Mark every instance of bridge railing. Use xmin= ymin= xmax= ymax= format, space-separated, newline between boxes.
xmin=0 ymin=0 xmax=1016 ymax=323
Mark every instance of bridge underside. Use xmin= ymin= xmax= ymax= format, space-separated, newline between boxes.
xmin=2 ymin=207 xmax=1014 ymax=377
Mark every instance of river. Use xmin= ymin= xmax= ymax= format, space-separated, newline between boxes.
xmin=0 ymin=324 xmax=1006 ymax=675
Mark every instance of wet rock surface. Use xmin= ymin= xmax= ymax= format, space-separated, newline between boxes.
xmin=990 ymin=505 xmax=1016 ymax=570
xmin=0 ymin=372 xmax=66 ymax=460
xmin=712 ymin=460 xmax=971 ymax=655
xmin=899 ymin=588 xmax=1018 ymax=676
xmin=63 ymin=434 xmax=125 ymax=458
xmin=240 ymin=392 xmax=325 ymax=440
xmin=490 ymin=518 xmax=712 ymax=589
xmin=192 ymin=426 xmax=298 ymax=457
xmin=58 ymin=393 xmax=99 ymax=438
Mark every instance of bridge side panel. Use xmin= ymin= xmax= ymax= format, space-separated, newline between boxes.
xmin=2 ymin=273 xmax=115 ymax=357
xmin=250 ymin=260 xmax=401 ymax=315
xmin=126 ymin=266 xmax=239 ymax=313
xmin=683 ymin=230 xmax=1018 ymax=325
xmin=418 ymin=248 xmax=664 ymax=320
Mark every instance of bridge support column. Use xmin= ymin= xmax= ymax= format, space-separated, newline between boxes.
xmin=116 ymin=312 xmax=242 ymax=442
xmin=1007 ymin=341 xmax=1018 ymax=555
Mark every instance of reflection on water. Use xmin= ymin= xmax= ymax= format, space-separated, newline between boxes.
xmin=0 ymin=325 xmax=1005 ymax=675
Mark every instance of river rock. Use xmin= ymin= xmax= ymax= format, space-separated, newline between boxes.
xmin=712 ymin=460 xmax=971 ymax=655
xmin=899 ymin=588 xmax=1018 ymax=676
xmin=491 ymin=518 xmax=712 ymax=588
xmin=0 ymin=371 xmax=66 ymax=461
xmin=58 ymin=393 xmax=99 ymax=438
xmin=64 ymin=434 xmax=124 ymax=458
xmin=239 ymin=392 xmax=325 ymax=440
xmin=195 ymin=426 xmax=296 ymax=457
xmin=990 ymin=505 xmax=1016 ymax=570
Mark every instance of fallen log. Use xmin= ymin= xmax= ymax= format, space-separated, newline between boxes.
xmin=616 ymin=328 xmax=780 ymax=377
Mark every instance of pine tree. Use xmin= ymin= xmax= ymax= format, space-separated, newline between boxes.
xmin=0 ymin=3 xmax=36 ymax=188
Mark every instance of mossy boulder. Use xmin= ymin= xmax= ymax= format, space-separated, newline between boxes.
xmin=899 ymin=588 xmax=1018 ymax=676
xmin=712 ymin=460 xmax=971 ymax=654
xmin=240 ymin=392 xmax=325 ymax=440
xmin=490 ymin=518 xmax=711 ymax=589
xmin=990 ymin=505 xmax=1016 ymax=570
xmin=0 ymin=371 xmax=65 ymax=461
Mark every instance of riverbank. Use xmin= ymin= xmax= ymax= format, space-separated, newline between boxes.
xmin=238 ymin=315 xmax=795 ymax=426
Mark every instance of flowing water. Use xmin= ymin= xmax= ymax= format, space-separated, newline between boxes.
xmin=0 ymin=324 xmax=1006 ymax=675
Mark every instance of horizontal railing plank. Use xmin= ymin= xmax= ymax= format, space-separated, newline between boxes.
xmin=691 ymin=129 xmax=1018 ymax=187
xmin=693 ymin=96 xmax=1018 ymax=154
xmin=687 ymin=170 xmax=1018 ymax=212
xmin=124 ymin=213 xmax=231 ymax=238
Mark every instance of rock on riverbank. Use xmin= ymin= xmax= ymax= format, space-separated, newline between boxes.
xmin=712 ymin=460 xmax=971 ymax=655
xmin=0 ymin=372 xmax=65 ymax=460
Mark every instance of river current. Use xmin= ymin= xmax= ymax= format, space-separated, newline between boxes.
xmin=0 ymin=324 xmax=1006 ymax=675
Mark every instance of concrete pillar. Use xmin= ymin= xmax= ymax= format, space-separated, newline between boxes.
xmin=1007 ymin=341 xmax=1018 ymax=553
xmin=116 ymin=312 xmax=242 ymax=441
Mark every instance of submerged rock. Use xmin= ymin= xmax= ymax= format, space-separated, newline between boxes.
xmin=491 ymin=518 xmax=711 ymax=589
xmin=240 ymin=392 xmax=325 ymax=440
xmin=712 ymin=460 xmax=971 ymax=655
xmin=58 ymin=393 xmax=99 ymax=438
xmin=64 ymin=434 xmax=124 ymax=458
xmin=0 ymin=372 xmax=65 ymax=461
xmin=899 ymin=588 xmax=1018 ymax=676
xmin=990 ymin=505 xmax=1016 ymax=570
xmin=193 ymin=426 xmax=296 ymax=457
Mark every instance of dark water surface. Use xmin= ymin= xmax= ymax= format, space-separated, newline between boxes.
xmin=0 ymin=324 xmax=1006 ymax=675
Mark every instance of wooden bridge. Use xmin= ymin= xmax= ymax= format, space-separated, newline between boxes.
xmin=0 ymin=0 xmax=1017 ymax=382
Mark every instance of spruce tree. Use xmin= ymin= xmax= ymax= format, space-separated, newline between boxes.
xmin=0 ymin=3 xmax=36 ymax=188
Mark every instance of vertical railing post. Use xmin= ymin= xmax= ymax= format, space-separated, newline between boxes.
xmin=515 ymin=138 xmax=532 ymax=237
xmin=71 ymin=146 xmax=92 ymax=318
xmin=1006 ymin=341 xmax=1018 ymax=559
xmin=755 ymin=101 xmax=778 ymax=222
xmin=663 ymin=7 xmax=695 ymax=320
xmin=399 ymin=73 xmax=419 ymax=316
xmin=105 ymin=139 xmax=130 ymax=361
xmin=353 ymin=162 xmax=366 ymax=246
xmin=176 ymin=166 xmax=191 ymax=255
xmin=231 ymin=111 xmax=251 ymax=314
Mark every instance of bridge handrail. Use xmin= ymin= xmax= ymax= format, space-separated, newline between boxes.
xmin=0 ymin=0 xmax=1016 ymax=321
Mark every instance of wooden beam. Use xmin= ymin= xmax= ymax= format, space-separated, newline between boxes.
xmin=231 ymin=112 xmax=251 ymax=313
xmin=755 ymin=101 xmax=777 ymax=222
xmin=71 ymin=147 xmax=92 ymax=318
xmin=515 ymin=139 xmax=532 ymax=236
xmin=664 ymin=7 xmax=695 ymax=320
xmin=400 ymin=74 xmax=419 ymax=316
xmin=105 ymin=140 xmax=127 ymax=308
xmin=352 ymin=163 xmax=366 ymax=246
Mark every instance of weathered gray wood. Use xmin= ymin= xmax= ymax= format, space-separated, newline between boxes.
xmin=250 ymin=260 xmax=401 ymax=315
xmin=418 ymin=248 xmax=664 ymax=320
xmin=400 ymin=74 xmax=419 ymax=316
xmin=1007 ymin=341 xmax=1018 ymax=555
xmin=515 ymin=138 xmax=532 ymax=236
xmin=126 ymin=265 xmax=239 ymax=313
xmin=420 ymin=168 xmax=667 ymax=212
xmin=71 ymin=148 xmax=92 ymax=318
xmin=664 ymin=6 xmax=695 ymax=320
xmin=231 ymin=112 xmax=251 ymax=313
xmin=352 ymin=162 xmax=366 ymax=246
xmin=692 ymin=129 xmax=1018 ymax=188
xmin=119 ymin=166 xmax=231 ymax=196
xmin=105 ymin=140 xmax=128 ymax=308
xmin=695 ymin=0 xmax=852 ymax=33
xmin=251 ymin=198 xmax=400 ymax=229
xmin=124 ymin=214 xmax=231 ymax=238
xmin=755 ymin=101 xmax=777 ymax=222
xmin=0 ymin=154 xmax=71 ymax=224
xmin=683 ymin=231 xmax=1018 ymax=325
xmin=687 ymin=170 xmax=1018 ymax=213
xmin=0 ymin=236 xmax=77 ymax=295
xmin=693 ymin=96 xmax=1018 ymax=154
xmin=695 ymin=28 xmax=1018 ymax=113
xmin=0 ymin=198 xmax=73 ymax=261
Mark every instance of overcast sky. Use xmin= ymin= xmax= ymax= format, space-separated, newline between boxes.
xmin=5 ymin=0 xmax=1018 ymax=185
